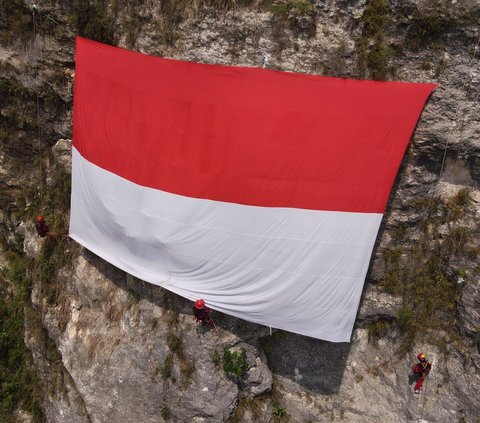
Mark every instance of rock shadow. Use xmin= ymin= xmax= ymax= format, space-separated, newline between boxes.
xmin=81 ymin=248 xmax=192 ymax=311
xmin=82 ymin=248 xmax=350 ymax=394
xmin=260 ymin=331 xmax=350 ymax=394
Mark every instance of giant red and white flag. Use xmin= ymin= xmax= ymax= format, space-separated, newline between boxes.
xmin=71 ymin=37 xmax=435 ymax=342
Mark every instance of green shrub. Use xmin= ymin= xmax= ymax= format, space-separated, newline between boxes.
xmin=222 ymin=347 xmax=249 ymax=379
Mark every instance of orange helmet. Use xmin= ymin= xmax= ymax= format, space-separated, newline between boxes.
xmin=194 ymin=299 xmax=205 ymax=309
xmin=418 ymin=353 xmax=426 ymax=361
xmin=36 ymin=215 xmax=44 ymax=222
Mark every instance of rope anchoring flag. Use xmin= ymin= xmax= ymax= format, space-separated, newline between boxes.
xmin=71 ymin=37 xmax=436 ymax=342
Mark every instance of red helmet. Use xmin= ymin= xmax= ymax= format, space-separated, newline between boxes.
xmin=418 ymin=353 xmax=426 ymax=361
xmin=194 ymin=299 xmax=205 ymax=309
xmin=36 ymin=215 xmax=44 ymax=222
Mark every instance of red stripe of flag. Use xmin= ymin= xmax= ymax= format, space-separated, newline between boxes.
xmin=73 ymin=37 xmax=435 ymax=213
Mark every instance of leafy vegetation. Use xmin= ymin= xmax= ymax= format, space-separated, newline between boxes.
xmin=0 ymin=253 xmax=45 ymax=422
xmin=222 ymin=347 xmax=249 ymax=379
xmin=0 ymin=164 xmax=77 ymax=421
xmin=380 ymin=189 xmax=478 ymax=354
xmin=356 ymin=0 xmax=393 ymax=80
xmin=210 ymin=347 xmax=250 ymax=380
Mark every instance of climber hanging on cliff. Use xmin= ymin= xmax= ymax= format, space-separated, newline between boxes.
xmin=192 ymin=299 xmax=213 ymax=326
xmin=412 ymin=353 xmax=432 ymax=394
xmin=35 ymin=215 xmax=50 ymax=238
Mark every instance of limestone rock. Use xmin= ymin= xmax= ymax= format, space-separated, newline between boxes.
xmin=51 ymin=138 xmax=72 ymax=173
xmin=242 ymin=344 xmax=272 ymax=397
xmin=19 ymin=220 xmax=42 ymax=257
xmin=357 ymin=285 xmax=402 ymax=322
xmin=458 ymin=278 xmax=480 ymax=339
xmin=1 ymin=1 xmax=480 ymax=422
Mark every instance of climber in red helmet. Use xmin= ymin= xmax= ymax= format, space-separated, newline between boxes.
xmin=192 ymin=299 xmax=213 ymax=326
xmin=412 ymin=353 xmax=432 ymax=394
xmin=35 ymin=215 xmax=50 ymax=238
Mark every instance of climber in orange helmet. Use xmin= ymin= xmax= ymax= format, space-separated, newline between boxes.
xmin=412 ymin=353 xmax=432 ymax=394
xmin=192 ymin=299 xmax=213 ymax=326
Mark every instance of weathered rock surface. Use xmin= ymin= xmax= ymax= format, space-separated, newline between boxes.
xmin=458 ymin=278 xmax=480 ymax=339
xmin=1 ymin=0 xmax=480 ymax=422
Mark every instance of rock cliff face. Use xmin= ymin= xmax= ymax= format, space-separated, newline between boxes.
xmin=1 ymin=1 xmax=479 ymax=422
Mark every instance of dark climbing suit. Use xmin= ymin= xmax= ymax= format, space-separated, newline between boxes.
xmin=35 ymin=220 xmax=49 ymax=237
xmin=413 ymin=361 xmax=431 ymax=391
xmin=193 ymin=306 xmax=212 ymax=325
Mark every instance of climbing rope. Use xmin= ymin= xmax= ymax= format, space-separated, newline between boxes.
xmin=419 ymin=373 xmax=428 ymax=421
xmin=31 ymin=4 xmax=76 ymax=39
xmin=30 ymin=3 xmax=76 ymax=200
xmin=436 ymin=34 xmax=480 ymax=192
xmin=32 ymin=5 xmax=43 ymax=198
